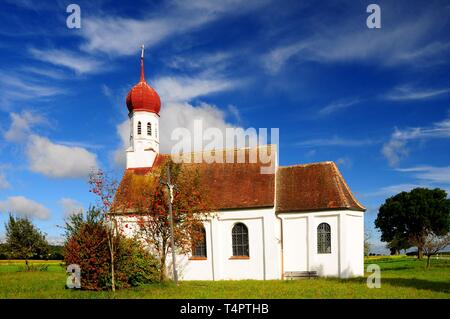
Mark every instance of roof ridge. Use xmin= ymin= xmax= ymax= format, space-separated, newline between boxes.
xmin=330 ymin=162 xmax=350 ymax=208
xmin=331 ymin=162 xmax=366 ymax=211
xmin=160 ymin=144 xmax=275 ymax=157
xmin=279 ymin=161 xmax=335 ymax=169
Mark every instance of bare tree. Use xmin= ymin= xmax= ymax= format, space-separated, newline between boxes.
xmin=423 ymin=232 xmax=450 ymax=268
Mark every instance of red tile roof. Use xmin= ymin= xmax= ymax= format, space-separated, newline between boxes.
xmin=276 ymin=162 xmax=365 ymax=212
xmin=114 ymin=148 xmax=365 ymax=213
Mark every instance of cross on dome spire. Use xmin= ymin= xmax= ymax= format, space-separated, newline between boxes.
xmin=140 ymin=44 xmax=145 ymax=81
xmin=126 ymin=45 xmax=161 ymax=115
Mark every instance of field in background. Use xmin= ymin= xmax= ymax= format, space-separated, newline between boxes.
xmin=0 ymin=260 xmax=63 ymax=273
xmin=0 ymin=256 xmax=448 ymax=299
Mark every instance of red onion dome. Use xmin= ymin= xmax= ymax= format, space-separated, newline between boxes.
xmin=126 ymin=48 xmax=161 ymax=114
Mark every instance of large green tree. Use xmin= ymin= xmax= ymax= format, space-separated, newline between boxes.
xmin=5 ymin=214 xmax=50 ymax=269
xmin=386 ymin=235 xmax=411 ymax=255
xmin=375 ymin=188 xmax=450 ymax=259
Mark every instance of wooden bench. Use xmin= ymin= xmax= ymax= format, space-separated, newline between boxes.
xmin=284 ymin=271 xmax=318 ymax=280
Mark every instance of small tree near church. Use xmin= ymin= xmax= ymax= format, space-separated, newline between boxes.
xmin=4 ymin=214 xmax=49 ymax=270
xmin=113 ymin=159 xmax=212 ymax=281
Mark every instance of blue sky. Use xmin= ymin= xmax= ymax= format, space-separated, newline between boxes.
xmin=0 ymin=0 xmax=449 ymax=252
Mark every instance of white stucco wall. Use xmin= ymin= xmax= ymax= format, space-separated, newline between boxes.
xmin=181 ymin=207 xmax=281 ymax=280
xmin=310 ymin=214 xmax=339 ymax=276
xmin=342 ymin=212 xmax=364 ymax=277
xmin=283 ymin=216 xmax=308 ymax=272
xmin=116 ymin=207 xmax=281 ymax=281
xmin=126 ymin=111 xmax=160 ymax=169
xmin=278 ymin=209 xmax=364 ymax=278
xmin=116 ymin=208 xmax=364 ymax=280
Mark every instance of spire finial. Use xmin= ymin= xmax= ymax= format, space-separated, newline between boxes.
xmin=140 ymin=44 xmax=145 ymax=81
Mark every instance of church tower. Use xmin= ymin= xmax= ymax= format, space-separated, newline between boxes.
xmin=125 ymin=45 xmax=161 ymax=169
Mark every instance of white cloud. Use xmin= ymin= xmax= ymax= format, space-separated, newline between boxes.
xmin=113 ymin=120 xmax=130 ymax=168
xmin=26 ymin=135 xmax=98 ymax=178
xmin=159 ymin=101 xmax=236 ymax=153
xmin=113 ymin=101 xmax=239 ymax=167
xmin=29 ymin=48 xmax=103 ymax=74
xmin=296 ymin=136 xmax=375 ymax=147
xmin=101 ymin=84 xmax=113 ymax=97
xmin=4 ymin=111 xmax=48 ymax=142
xmin=227 ymin=104 xmax=241 ymax=124
xmin=24 ymin=66 xmax=68 ymax=80
xmin=46 ymin=236 xmax=64 ymax=246
xmin=382 ymin=137 xmax=408 ymax=167
xmin=80 ymin=16 xmax=192 ymax=56
xmin=0 ymin=72 xmax=63 ymax=108
xmin=318 ymin=98 xmax=361 ymax=116
xmin=113 ymin=74 xmax=242 ymax=168
xmin=0 ymin=173 xmax=10 ymax=190
xmin=384 ymin=85 xmax=450 ymax=101
xmin=59 ymin=198 xmax=84 ymax=218
xmin=166 ymin=51 xmax=234 ymax=71
xmin=79 ymin=1 xmax=267 ymax=56
xmin=382 ymin=117 xmax=450 ymax=166
xmin=0 ymin=196 xmax=50 ymax=220
xmin=365 ymin=184 xmax=426 ymax=198
xmin=262 ymin=11 xmax=450 ymax=73
xmin=365 ymin=182 xmax=450 ymax=199
xmin=396 ymin=166 xmax=450 ymax=184
xmin=4 ymin=111 xmax=99 ymax=179
xmin=262 ymin=42 xmax=309 ymax=74
xmin=153 ymin=76 xmax=238 ymax=103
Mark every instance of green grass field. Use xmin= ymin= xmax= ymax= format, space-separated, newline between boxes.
xmin=0 ymin=256 xmax=449 ymax=298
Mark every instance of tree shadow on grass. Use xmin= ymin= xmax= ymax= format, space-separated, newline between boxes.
xmin=328 ymin=276 xmax=449 ymax=294
xmin=377 ymin=266 xmax=413 ymax=271
xmin=380 ymin=277 xmax=450 ymax=294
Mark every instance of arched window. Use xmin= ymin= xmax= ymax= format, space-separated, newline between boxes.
xmin=232 ymin=223 xmax=249 ymax=257
xmin=317 ymin=223 xmax=331 ymax=254
xmin=155 ymin=124 xmax=158 ymax=139
xmin=147 ymin=122 xmax=152 ymax=136
xmin=137 ymin=121 xmax=141 ymax=135
xmin=192 ymin=226 xmax=207 ymax=258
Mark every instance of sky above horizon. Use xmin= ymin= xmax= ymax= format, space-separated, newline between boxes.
xmin=0 ymin=0 xmax=449 ymax=253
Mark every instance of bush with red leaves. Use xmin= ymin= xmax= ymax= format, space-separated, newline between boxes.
xmin=63 ymin=208 xmax=159 ymax=290
xmin=64 ymin=222 xmax=112 ymax=290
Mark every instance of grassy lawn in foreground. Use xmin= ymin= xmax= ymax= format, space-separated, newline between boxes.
xmin=0 ymin=256 xmax=449 ymax=298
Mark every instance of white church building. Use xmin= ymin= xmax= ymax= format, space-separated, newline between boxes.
xmin=114 ymin=49 xmax=366 ymax=280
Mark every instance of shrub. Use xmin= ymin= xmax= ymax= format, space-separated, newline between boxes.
xmin=116 ymin=237 xmax=160 ymax=287
xmin=64 ymin=222 xmax=111 ymax=290
xmin=63 ymin=208 xmax=159 ymax=290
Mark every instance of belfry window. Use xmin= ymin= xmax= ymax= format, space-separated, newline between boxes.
xmin=232 ymin=223 xmax=249 ymax=257
xmin=155 ymin=124 xmax=158 ymax=139
xmin=317 ymin=223 xmax=331 ymax=254
xmin=137 ymin=121 xmax=142 ymax=135
xmin=147 ymin=122 xmax=152 ymax=136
